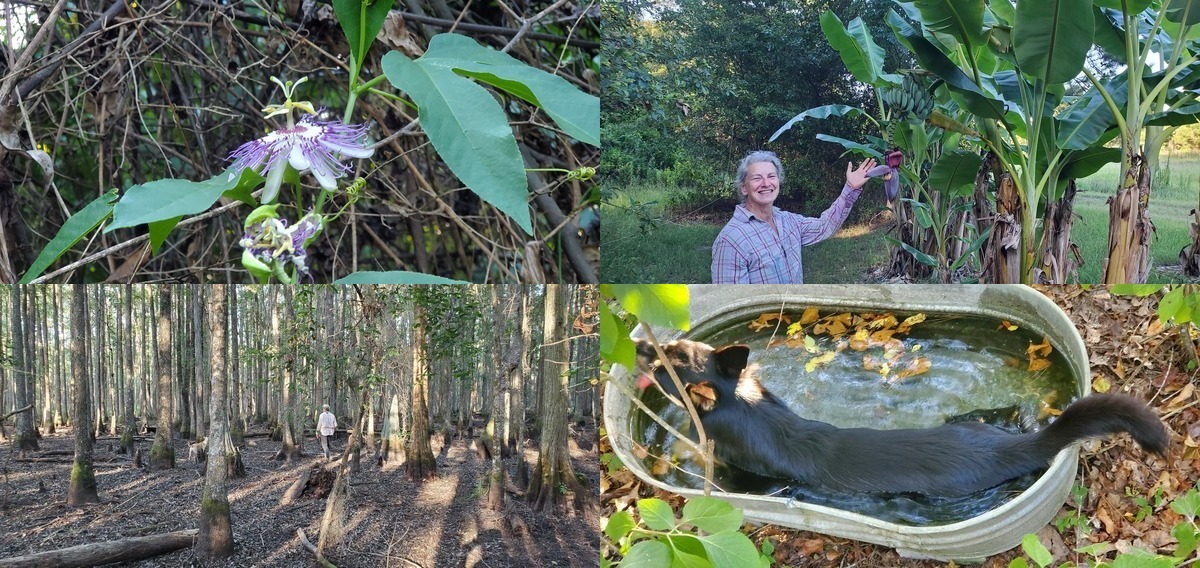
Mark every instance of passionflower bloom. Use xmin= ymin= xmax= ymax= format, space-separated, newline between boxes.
xmin=240 ymin=210 xmax=323 ymax=283
xmin=227 ymin=115 xmax=374 ymax=204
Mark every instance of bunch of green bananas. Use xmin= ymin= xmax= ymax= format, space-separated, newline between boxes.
xmin=880 ymin=75 xmax=935 ymax=121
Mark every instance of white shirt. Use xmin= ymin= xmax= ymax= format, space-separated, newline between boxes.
xmin=318 ymin=411 xmax=337 ymax=436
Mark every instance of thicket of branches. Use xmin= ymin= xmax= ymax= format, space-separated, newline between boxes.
xmin=0 ymin=0 xmax=599 ymax=283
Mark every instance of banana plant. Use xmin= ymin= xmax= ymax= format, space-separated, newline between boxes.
xmin=885 ymin=0 xmax=1121 ymax=284
xmin=771 ymin=11 xmax=990 ymax=283
xmin=1081 ymin=0 xmax=1200 ymax=283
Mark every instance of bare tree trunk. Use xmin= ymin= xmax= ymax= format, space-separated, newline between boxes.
xmin=121 ymin=285 xmax=136 ymax=455
xmin=1036 ymin=179 xmax=1080 ymax=284
xmin=151 ymin=288 xmax=175 ymax=470
xmin=984 ymin=171 xmax=1022 ymax=284
xmin=275 ymin=286 xmax=301 ymax=461
xmin=198 ymin=285 xmax=233 ymax=559
xmin=229 ymin=285 xmax=244 ymax=445
xmin=405 ymin=297 xmax=437 ymax=480
xmin=68 ymin=285 xmax=98 ymax=506
xmin=11 ymin=285 xmax=37 ymax=452
xmin=43 ymin=286 xmax=57 ymax=434
xmin=527 ymin=285 xmax=584 ymax=512
xmin=488 ymin=286 xmax=507 ymax=511
xmin=514 ymin=289 xmax=532 ymax=488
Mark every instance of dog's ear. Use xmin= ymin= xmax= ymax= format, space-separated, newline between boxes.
xmin=712 ymin=345 xmax=750 ymax=378
xmin=685 ymin=382 xmax=719 ymax=412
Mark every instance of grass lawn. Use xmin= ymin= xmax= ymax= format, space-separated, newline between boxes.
xmin=602 ymin=184 xmax=890 ymax=283
xmin=1073 ymin=151 xmax=1200 ymax=283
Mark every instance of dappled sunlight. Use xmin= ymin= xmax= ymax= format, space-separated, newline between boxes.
xmin=834 ymin=222 xmax=875 ymax=238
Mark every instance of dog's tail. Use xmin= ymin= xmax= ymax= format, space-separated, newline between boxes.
xmin=1032 ymin=394 xmax=1168 ymax=459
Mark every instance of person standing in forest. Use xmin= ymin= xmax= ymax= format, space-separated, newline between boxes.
xmin=318 ymin=405 xmax=337 ymax=460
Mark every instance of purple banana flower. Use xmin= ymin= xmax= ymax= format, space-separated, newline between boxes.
xmin=865 ymin=150 xmax=905 ymax=201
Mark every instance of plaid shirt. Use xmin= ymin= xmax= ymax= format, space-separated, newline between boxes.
xmin=711 ymin=184 xmax=862 ymax=284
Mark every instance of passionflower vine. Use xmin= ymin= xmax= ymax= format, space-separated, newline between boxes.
xmin=239 ymin=205 xmax=323 ymax=283
xmin=227 ymin=115 xmax=374 ymax=204
xmin=865 ymin=150 xmax=906 ymax=201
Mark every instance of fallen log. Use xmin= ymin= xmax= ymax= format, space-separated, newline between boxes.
xmin=0 ymin=529 xmax=197 ymax=568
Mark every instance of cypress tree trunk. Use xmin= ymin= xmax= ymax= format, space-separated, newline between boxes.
xmin=405 ymin=299 xmax=437 ymax=480
xmin=151 ymin=288 xmax=175 ymax=470
xmin=198 ymin=285 xmax=233 ymax=559
xmin=68 ymin=285 xmax=98 ymax=506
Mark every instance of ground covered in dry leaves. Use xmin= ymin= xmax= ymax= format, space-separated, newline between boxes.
xmin=0 ymin=426 xmax=599 ymax=567
xmin=601 ymin=286 xmax=1200 ymax=567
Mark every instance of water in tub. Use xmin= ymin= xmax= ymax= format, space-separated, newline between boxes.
xmin=635 ymin=309 xmax=1078 ymax=525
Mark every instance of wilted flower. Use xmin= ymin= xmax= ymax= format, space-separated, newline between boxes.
xmin=227 ymin=115 xmax=374 ymax=204
xmin=240 ymin=209 xmax=323 ymax=283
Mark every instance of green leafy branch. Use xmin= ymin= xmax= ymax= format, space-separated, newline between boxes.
xmin=603 ymin=496 xmax=772 ymax=568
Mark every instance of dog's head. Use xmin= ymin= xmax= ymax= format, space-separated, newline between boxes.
xmin=633 ymin=339 xmax=750 ymax=412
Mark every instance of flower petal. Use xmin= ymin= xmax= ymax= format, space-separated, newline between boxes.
xmin=289 ymin=142 xmax=312 ymax=172
xmin=262 ymin=159 xmax=287 ymax=204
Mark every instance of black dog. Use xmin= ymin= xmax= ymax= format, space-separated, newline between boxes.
xmin=635 ymin=339 xmax=1168 ymax=496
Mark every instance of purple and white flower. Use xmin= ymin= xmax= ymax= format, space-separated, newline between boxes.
xmin=228 ymin=115 xmax=374 ymax=204
xmin=240 ymin=212 xmax=323 ymax=282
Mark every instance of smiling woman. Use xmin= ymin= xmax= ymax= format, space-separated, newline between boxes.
xmin=710 ymin=150 xmax=878 ymax=284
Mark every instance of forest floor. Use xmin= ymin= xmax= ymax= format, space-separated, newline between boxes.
xmin=601 ymin=286 xmax=1200 ymax=566
xmin=0 ymin=424 xmax=600 ymax=567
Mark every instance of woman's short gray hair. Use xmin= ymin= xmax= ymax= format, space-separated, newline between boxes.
xmin=735 ymin=151 xmax=783 ymax=199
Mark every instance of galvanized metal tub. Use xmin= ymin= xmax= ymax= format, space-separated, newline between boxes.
xmin=603 ymin=285 xmax=1088 ymax=561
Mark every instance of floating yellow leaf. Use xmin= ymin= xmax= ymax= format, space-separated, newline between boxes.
xmin=786 ymin=321 xmax=805 ymax=337
xmin=799 ymin=307 xmax=820 ymax=325
xmin=749 ymin=312 xmax=790 ymax=332
xmin=898 ymin=313 xmax=927 ymax=333
xmin=998 ymin=320 xmax=1019 ymax=331
xmin=803 ymin=334 xmax=819 ymax=353
xmin=911 ymin=343 xmax=922 ymax=353
xmin=805 ymin=351 xmax=837 ymax=373
xmin=1026 ymin=336 xmax=1053 ymax=357
xmin=868 ymin=314 xmax=898 ymax=330
xmin=1028 ymin=357 xmax=1051 ymax=372
xmin=824 ymin=320 xmax=848 ymax=336
xmin=893 ymin=357 xmax=932 ymax=381
xmin=879 ymin=362 xmax=891 ymax=377
xmin=849 ymin=328 xmax=870 ymax=351
xmin=870 ymin=328 xmax=897 ymax=343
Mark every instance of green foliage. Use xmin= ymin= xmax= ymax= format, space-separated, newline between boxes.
xmin=21 ymin=189 xmax=119 ymax=284
xmin=382 ymin=34 xmax=599 ymax=234
xmin=606 ymin=496 xmax=769 ymax=568
xmin=1015 ymin=488 xmax=1200 ymax=567
xmin=599 ymin=284 xmax=689 ymax=368
xmin=332 ymin=0 xmax=392 ymax=66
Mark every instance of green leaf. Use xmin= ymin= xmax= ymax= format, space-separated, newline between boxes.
xmin=1092 ymin=7 xmax=1128 ymax=64
xmin=770 ymin=105 xmax=868 ymax=143
xmin=333 ymin=271 xmax=469 ymax=284
xmin=20 ymin=189 xmax=119 ymax=284
xmin=382 ymin=49 xmax=532 ymax=233
xmin=1111 ymin=284 xmax=1166 ymax=297
xmin=681 ymin=497 xmax=742 ymax=535
xmin=1021 ymin=533 xmax=1052 ymax=568
xmin=666 ymin=534 xmax=709 ymax=568
xmin=148 ymin=217 xmax=182 ymax=254
xmin=928 ymin=150 xmax=983 ymax=196
xmin=1061 ymin=146 xmax=1122 ymax=180
xmin=949 ymin=226 xmax=992 ymax=271
xmin=108 ymin=166 xmax=262 ymax=232
xmin=1008 ymin=558 xmax=1030 ymax=568
xmin=421 ymin=34 xmax=599 ymax=146
xmin=1057 ymin=78 xmax=1127 ymax=150
xmin=606 ymin=511 xmax=636 ymax=542
xmin=331 ymin=0 xmax=392 ymax=66
xmin=815 ymin=134 xmax=883 ymax=158
xmin=886 ymin=236 xmax=939 ymax=267
xmin=1159 ymin=286 xmax=1187 ymax=323
xmin=886 ymin=10 xmax=1007 ymax=122
xmin=1170 ymin=488 xmax=1200 ymax=520
xmin=914 ymin=0 xmax=986 ymax=48
xmin=609 ymin=285 xmax=690 ymax=332
xmin=637 ymin=498 xmax=677 ymax=531
xmin=1094 ymin=0 xmax=1152 ymax=11
xmin=601 ymin=300 xmax=637 ymax=369
xmin=1110 ymin=551 xmax=1178 ymax=568
xmin=1013 ymin=0 xmax=1094 ymax=85
xmin=1166 ymin=0 xmax=1200 ymax=25
xmin=621 ymin=540 xmax=671 ymax=568
xmin=820 ymin=12 xmax=884 ymax=86
xmin=698 ymin=531 xmax=760 ymax=568
xmin=1173 ymin=522 xmax=1199 ymax=559
xmin=1147 ymin=103 xmax=1200 ymax=126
